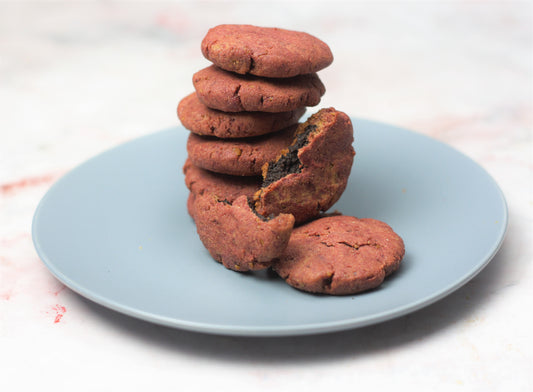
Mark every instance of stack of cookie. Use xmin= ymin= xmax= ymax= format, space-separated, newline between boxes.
xmin=177 ymin=25 xmax=405 ymax=295
xmin=178 ymin=24 xmax=334 ymax=219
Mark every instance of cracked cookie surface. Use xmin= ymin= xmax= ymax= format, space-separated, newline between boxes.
xmin=194 ymin=194 xmax=295 ymax=272
xmin=193 ymin=65 xmax=325 ymax=113
xmin=201 ymin=24 xmax=333 ymax=78
xmin=178 ymin=93 xmax=305 ymax=138
xmin=273 ymin=215 xmax=405 ymax=295
xmin=187 ymin=125 xmax=296 ymax=176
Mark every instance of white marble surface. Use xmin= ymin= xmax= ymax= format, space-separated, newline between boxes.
xmin=1 ymin=1 xmax=532 ymax=391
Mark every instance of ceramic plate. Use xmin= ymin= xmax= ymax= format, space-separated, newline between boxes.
xmin=32 ymin=118 xmax=508 ymax=336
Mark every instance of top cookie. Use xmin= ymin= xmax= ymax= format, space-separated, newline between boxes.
xmin=201 ymin=24 xmax=333 ymax=78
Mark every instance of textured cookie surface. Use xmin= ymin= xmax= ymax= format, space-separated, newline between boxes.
xmin=253 ymin=108 xmax=355 ymax=224
xmin=194 ymin=194 xmax=295 ymax=272
xmin=178 ymin=93 xmax=305 ymax=138
xmin=193 ymin=65 xmax=325 ymax=113
xmin=273 ymin=215 xmax=405 ymax=295
xmin=183 ymin=159 xmax=261 ymax=203
xmin=187 ymin=125 xmax=296 ymax=176
xmin=201 ymin=24 xmax=333 ymax=78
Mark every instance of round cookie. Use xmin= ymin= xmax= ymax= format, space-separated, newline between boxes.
xmin=178 ymin=93 xmax=305 ymax=138
xmin=272 ymin=215 xmax=405 ymax=295
xmin=253 ymin=108 xmax=355 ymax=224
xmin=183 ymin=159 xmax=261 ymax=202
xmin=193 ymin=65 xmax=325 ymax=113
xmin=201 ymin=24 xmax=333 ymax=78
xmin=187 ymin=125 xmax=296 ymax=176
xmin=194 ymin=193 xmax=295 ymax=272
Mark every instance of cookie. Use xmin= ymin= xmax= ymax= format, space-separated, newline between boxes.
xmin=272 ymin=215 xmax=405 ymax=295
xmin=178 ymin=93 xmax=305 ymax=138
xmin=194 ymin=193 xmax=295 ymax=272
xmin=183 ymin=159 xmax=261 ymax=202
xmin=186 ymin=192 xmax=196 ymax=219
xmin=193 ymin=65 xmax=325 ymax=113
xmin=201 ymin=24 xmax=333 ymax=78
xmin=253 ymin=108 xmax=355 ymax=224
xmin=186 ymin=125 xmax=296 ymax=176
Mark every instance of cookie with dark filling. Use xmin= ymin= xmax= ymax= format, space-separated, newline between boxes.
xmin=253 ymin=108 xmax=355 ymax=224
xmin=194 ymin=193 xmax=295 ymax=272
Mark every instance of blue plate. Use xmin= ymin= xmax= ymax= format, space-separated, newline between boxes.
xmin=32 ymin=118 xmax=508 ymax=336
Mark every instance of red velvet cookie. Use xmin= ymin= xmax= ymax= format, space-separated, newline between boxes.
xmin=253 ymin=108 xmax=355 ymax=224
xmin=273 ymin=215 xmax=405 ymax=295
xmin=183 ymin=159 xmax=261 ymax=203
xmin=201 ymin=24 xmax=333 ymax=78
xmin=194 ymin=194 xmax=295 ymax=272
xmin=178 ymin=93 xmax=305 ymax=138
xmin=193 ymin=65 xmax=325 ymax=113
xmin=186 ymin=125 xmax=296 ymax=176
xmin=187 ymin=192 xmax=197 ymax=219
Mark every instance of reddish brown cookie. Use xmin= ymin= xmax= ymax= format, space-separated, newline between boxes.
xmin=183 ymin=159 xmax=261 ymax=202
xmin=186 ymin=125 xmax=296 ymax=176
xmin=178 ymin=93 xmax=305 ymax=138
xmin=186 ymin=192 xmax=197 ymax=219
xmin=201 ymin=24 xmax=333 ymax=78
xmin=193 ymin=65 xmax=325 ymax=113
xmin=273 ymin=215 xmax=405 ymax=295
xmin=194 ymin=193 xmax=295 ymax=272
xmin=253 ymin=108 xmax=355 ymax=224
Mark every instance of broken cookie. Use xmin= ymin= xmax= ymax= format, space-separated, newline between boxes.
xmin=193 ymin=193 xmax=295 ymax=272
xmin=253 ymin=108 xmax=355 ymax=224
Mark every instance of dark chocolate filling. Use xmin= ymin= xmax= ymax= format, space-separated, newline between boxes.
xmin=214 ymin=194 xmax=274 ymax=221
xmin=248 ymin=199 xmax=275 ymax=221
xmin=262 ymin=124 xmax=317 ymax=187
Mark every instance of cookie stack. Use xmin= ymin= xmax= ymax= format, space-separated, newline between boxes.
xmin=178 ymin=24 xmax=334 ymax=218
xmin=177 ymin=25 xmax=405 ymax=295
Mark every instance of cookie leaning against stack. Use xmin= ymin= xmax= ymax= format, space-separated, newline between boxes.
xmin=177 ymin=24 xmax=405 ymax=295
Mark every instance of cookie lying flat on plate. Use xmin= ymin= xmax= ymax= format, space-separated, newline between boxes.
xmin=183 ymin=159 xmax=261 ymax=203
xmin=201 ymin=24 xmax=333 ymax=78
xmin=273 ymin=215 xmax=405 ymax=295
xmin=253 ymin=108 xmax=355 ymax=224
xmin=178 ymin=93 xmax=305 ymax=138
xmin=187 ymin=125 xmax=296 ymax=176
xmin=193 ymin=65 xmax=325 ymax=113
xmin=194 ymin=194 xmax=295 ymax=272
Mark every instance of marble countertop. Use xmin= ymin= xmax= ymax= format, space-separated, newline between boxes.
xmin=1 ymin=2 xmax=531 ymax=391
